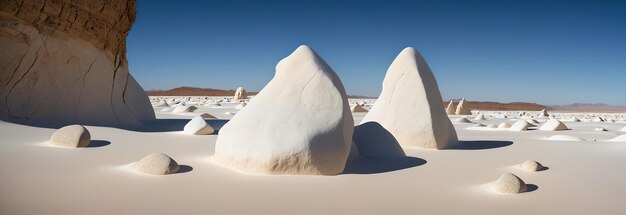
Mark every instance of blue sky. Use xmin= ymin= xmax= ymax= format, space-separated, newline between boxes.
xmin=127 ymin=0 xmax=626 ymax=105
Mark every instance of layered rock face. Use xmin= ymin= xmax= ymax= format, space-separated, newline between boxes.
xmin=214 ymin=45 xmax=354 ymax=175
xmin=0 ymin=0 xmax=154 ymax=126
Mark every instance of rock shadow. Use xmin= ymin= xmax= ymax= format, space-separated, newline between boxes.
xmin=1 ymin=118 xmax=230 ymax=133
xmin=525 ymin=184 xmax=539 ymax=193
xmin=352 ymin=122 xmax=405 ymax=157
xmin=176 ymin=165 xmax=193 ymax=174
xmin=343 ymin=156 xmax=427 ymax=174
xmin=446 ymin=140 xmax=513 ymax=150
xmin=87 ymin=140 xmax=111 ymax=148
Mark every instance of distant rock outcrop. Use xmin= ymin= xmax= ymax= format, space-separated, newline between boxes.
xmin=455 ymin=98 xmax=471 ymax=115
xmin=0 ymin=0 xmax=155 ymax=126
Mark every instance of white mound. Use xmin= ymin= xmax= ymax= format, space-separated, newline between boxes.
xmin=204 ymin=102 xmax=221 ymax=107
xmin=225 ymin=112 xmax=235 ymax=115
xmin=510 ymin=120 xmax=531 ymax=131
xmin=200 ymin=113 xmax=217 ymax=119
xmin=455 ymin=98 xmax=471 ymax=115
xmin=454 ymin=117 xmax=472 ymax=123
xmin=494 ymin=173 xmax=527 ymax=194
xmin=446 ymin=101 xmax=456 ymax=115
xmin=474 ymin=113 xmax=486 ymax=120
xmin=134 ymin=153 xmax=180 ymax=175
xmin=539 ymin=119 xmax=568 ymax=131
xmin=356 ymin=47 xmax=457 ymax=150
xmin=154 ymin=100 xmax=169 ymax=107
xmin=498 ymin=122 xmax=511 ymax=129
xmin=606 ymin=134 xmax=626 ymax=142
xmin=546 ymin=135 xmax=585 ymax=141
xmin=49 ymin=125 xmax=91 ymax=148
xmin=235 ymin=102 xmax=247 ymax=110
xmin=594 ymin=127 xmax=608 ymax=131
xmin=183 ymin=116 xmax=214 ymax=135
xmin=620 ymin=126 xmax=626 ymax=132
xmin=350 ymin=103 xmax=368 ymax=113
xmin=233 ymin=87 xmax=248 ymax=101
xmin=214 ymin=45 xmax=353 ymax=175
xmin=486 ymin=124 xmax=498 ymax=128
xmin=172 ymin=106 xmax=198 ymax=113
xmin=521 ymin=161 xmax=543 ymax=172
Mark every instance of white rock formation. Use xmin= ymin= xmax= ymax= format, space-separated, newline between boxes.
xmin=521 ymin=161 xmax=543 ymax=172
xmin=350 ymin=104 xmax=368 ymax=113
xmin=538 ymin=109 xmax=549 ymax=118
xmin=233 ymin=87 xmax=248 ymax=101
xmin=200 ymin=113 xmax=217 ymax=119
xmin=606 ymin=134 xmax=626 ymax=142
xmin=498 ymin=122 xmax=511 ymax=129
xmin=494 ymin=173 xmax=527 ymax=194
xmin=454 ymin=117 xmax=472 ymax=123
xmin=455 ymin=98 xmax=471 ymax=115
xmin=356 ymin=47 xmax=457 ymax=149
xmin=49 ymin=125 xmax=91 ymax=148
xmin=235 ymin=102 xmax=247 ymax=110
xmin=134 ymin=153 xmax=180 ymax=175
xmin=154 ymin=100 xmax=169 ymax=107
xmin=546 ymin=135 xmax=585 ymax=141
xmin=510 ymin=120 xmax=531 ymax=131
xmin=214 ymin=45 xmax=354 ymax=175
xmin=0 ymin=1 xmax=155 ymax=126
xmin=474 ymin=113 xmax=486 ymax=120
xmin=446 ymin=101 xmax=456 ymax=115
xmin=183 ymin=116 xmax=214 ymax=135
xmin=172 ymin=106 xmax=198 ymax=113
xmin=539 ymin=119 xmax=568 ymax=131
xmin=486 ymin=124 xmax=498 ymax=128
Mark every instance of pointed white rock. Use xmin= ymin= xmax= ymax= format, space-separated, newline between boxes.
xmin=233 ymin=87 xmax=248 ymax=101
xmin=455 ymin=98 xmax=471 ymax=115
xmin=183 ymin=116 xmax=214 ymax=135
xmin=214 ymin=45 xmax=354 ymax=175
xmin=350 ymin=103 xmax=368 ymax=113
xmin=510 ymin=120 xmax=531 ymax=131
xmin=474 ymin=113 xmax=486 ymax=120
xmin=446 ymin=101 xmax=456 ymax=115
xmin=356 ymin=47 xmax=457 ymax=149
xmin=539 ymin=119 xmax=568 ymax=131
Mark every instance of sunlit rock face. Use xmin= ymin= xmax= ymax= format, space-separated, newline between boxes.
xmin=0 ymin=0 xmax=155 ymax=126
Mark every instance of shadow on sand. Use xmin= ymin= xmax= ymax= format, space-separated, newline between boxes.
xmin=446 ymin=140 xmax=513 ymax=150
xmin=176 ymin=165 xmax=193 ymax=174
xmin=87 ymin=140 xmax=111 ymax=148
xmin=345 ymin=122 xmax=426 ymax=174
xmin=525 ymin=184 xmax=539 ymax=193
xmin=343 ymin=156 xmax=426 ymax=174
xmin=1 ymin=118 xmax=230 ymax=133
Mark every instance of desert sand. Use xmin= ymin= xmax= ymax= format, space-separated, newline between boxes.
xmin=1 ymin=100 xmax=626 ymax=214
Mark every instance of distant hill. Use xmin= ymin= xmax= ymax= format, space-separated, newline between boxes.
xmin=549 ymin=103 xmax=626 ymax=113
xmin=444 ymin=101 xmax=547 ymax=111
xmin=146 ymin=87 xmax=257 ymax=97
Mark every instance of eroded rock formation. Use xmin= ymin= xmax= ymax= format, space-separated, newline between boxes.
xmin=0 ymin=0 xmax=154 ymax=126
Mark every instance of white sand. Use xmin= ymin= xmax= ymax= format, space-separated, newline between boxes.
xmin=1 ymin=101 xmax=626 ymax=214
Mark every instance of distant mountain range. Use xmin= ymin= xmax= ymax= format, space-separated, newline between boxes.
xmin=147 ymin=87 xmax=625 ymax=112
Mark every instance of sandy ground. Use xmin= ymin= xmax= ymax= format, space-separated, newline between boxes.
xmin=1 ymin=99 xmax=626 ymax=215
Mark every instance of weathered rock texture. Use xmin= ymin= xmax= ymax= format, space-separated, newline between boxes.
xmin=214 ymin=45 xmax=354 ymax=175
xmin=0 ymin=0 xmax=154 ymax=126
xmin=357 ymin=47 xmax=457 ymax=149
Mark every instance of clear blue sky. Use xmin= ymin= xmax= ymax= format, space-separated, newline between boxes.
xmin=127 ymin=0 xmax=626 ymax=105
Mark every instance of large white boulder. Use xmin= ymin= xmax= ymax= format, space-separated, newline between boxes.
xmin=49 ymin=125 xmax=91 ymax=148
xmin=539 ymin=119 xmax=568 ymax=131
xmin=445 ymin=101 xmax=456 ymax=115
xmin=214 ymin=45 xmax=354 ymax=175
xmin=455 ymin=98 xmax=471 ymax=115
xmin=183 ymin=116 xmax=214 ymax=135
xmin=355 ymin=47 xmax=457 ymax=150
xmin=233 ymin=87 xmax=248 ymax=101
